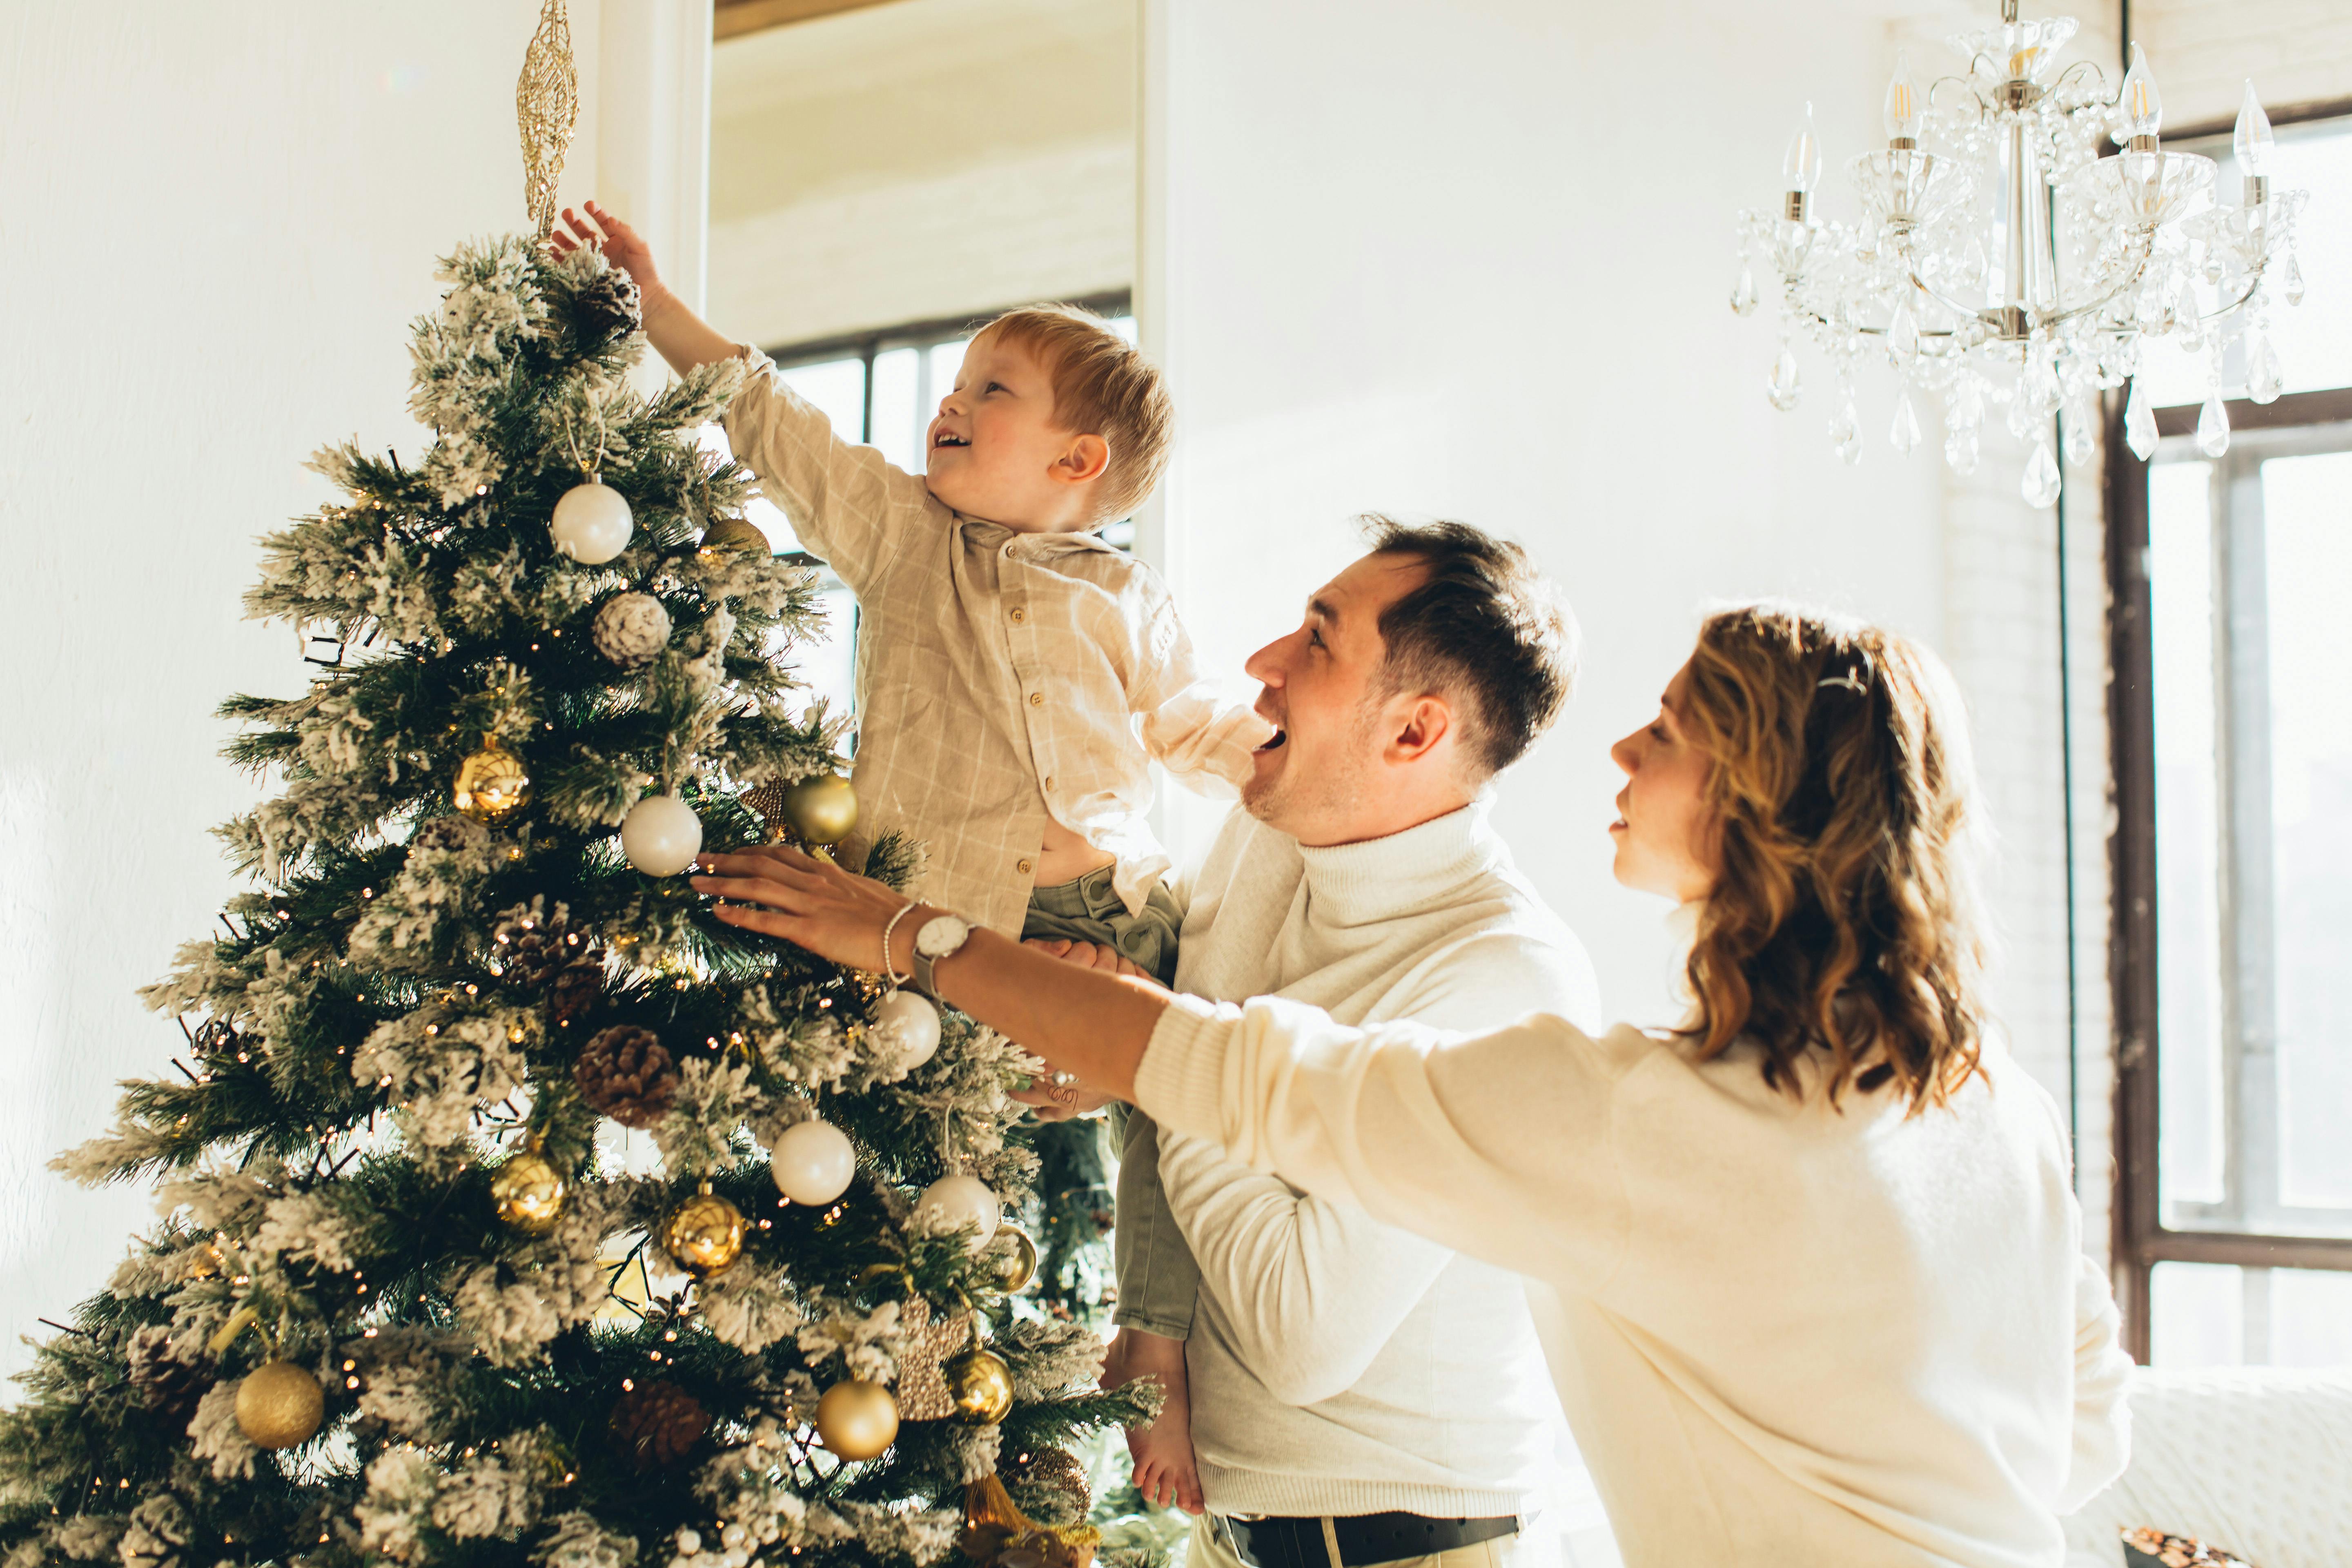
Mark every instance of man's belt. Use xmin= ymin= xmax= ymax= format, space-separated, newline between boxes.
xmin=1213 ymin=1512 xmax=1520 ymax=1568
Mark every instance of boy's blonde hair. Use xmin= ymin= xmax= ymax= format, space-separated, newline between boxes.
xmin=980 ymin=304 xmax=1174 ymax=525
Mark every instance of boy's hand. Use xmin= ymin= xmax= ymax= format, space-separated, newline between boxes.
xmin=550 ymin=201 xmax=662 ymax=295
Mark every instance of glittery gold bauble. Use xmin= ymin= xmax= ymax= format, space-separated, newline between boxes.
xmin=780 ymin=774 xmax=859 ymax=847
xmin=987 ymin=1227 xmax=1039 ymax=1294
xmin=454 ymin=742 xmax=532 ymax=823
xmin=945 ymin=1347 xmax=1014 ymax=1425
xmin=659 ymin=1187 xmax=745 ymax=1279
xmin=699 ymin=517 xmax=771 ymax=555
xmin=234 ymin=1361 xmax=325 ymax=1450
xmin=814 ymin=1379 xmax=899 ymax=1460
xmin=491 ymin=1148 xmax=569 ymax=1236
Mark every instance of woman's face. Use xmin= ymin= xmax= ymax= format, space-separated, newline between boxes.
xmin=1608 ymin=660 xmax=1719 ymax=903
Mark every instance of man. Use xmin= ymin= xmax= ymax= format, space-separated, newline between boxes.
xmin=1031 ymin=518 xmax=1600 ymax=1568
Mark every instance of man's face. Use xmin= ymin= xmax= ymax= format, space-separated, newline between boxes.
xmin=1240 ymin=552 xmax=1432 ymax=844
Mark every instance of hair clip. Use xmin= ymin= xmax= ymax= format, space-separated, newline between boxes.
xmin=1817 ymin=671 xmax=1868 ymax=694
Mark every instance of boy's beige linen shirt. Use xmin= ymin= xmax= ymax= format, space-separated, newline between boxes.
xmin=724 ymin=352 xmax=1270 ymax=940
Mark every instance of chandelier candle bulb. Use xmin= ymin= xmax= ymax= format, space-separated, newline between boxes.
xmin=1884 ymin=52 xmax=1920 ymax=145
xmin=2236 ymin=81 xmax=2274 ymax=207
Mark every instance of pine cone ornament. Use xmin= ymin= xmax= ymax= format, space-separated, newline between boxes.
xmin=574 ymin=1025 xmax=677 ymax=1127
xmin=609 ymin=1379 xmax=708 ymax=1470
xmin=1000 ymin=1445 xmax=1091 ymax=1528
xmin=550 ymin=960 xmax=602 ymax=1027
xmin=489 ymin=898 xmax=584 ymax=987
xmin=575 ymin=268 xmax=643 ymax=343
xmin=125 ymin=1324 xmax=211 ymax=1425
xmin=592 ymin=592 xmax=672 ymax=668
xmin=411 ymin=815 xmax=490 ymax=855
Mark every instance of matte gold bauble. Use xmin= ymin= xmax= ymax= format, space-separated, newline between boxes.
xmin=234 ymin=1360 xmax=325 ymax=1450
xmin=814 ymin=1379 xmax=899 ymax=1460
xmin=454 ymin=741 xmax=532 ymax=823
xmin=944 ymin=1347 xmax=1014 ymax=1425
xmin=491 ymin=1148 xmax=569 ymax=1236
xmin=779 ymin=774 xmax=859 ymax=847
xmin=699 ymin=517 xmax=771 ymax=555
xmin=659 ymin=1185 xmax=746 ymax=1279
xmin=987 ymin=1227 xmax=1039 ymax=1294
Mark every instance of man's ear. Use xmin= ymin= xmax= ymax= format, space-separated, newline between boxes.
xmin=1053 ymin=433 xmax=1111 ymax=486
xmin=1386 ymin=693 xmax=1453 ymax=766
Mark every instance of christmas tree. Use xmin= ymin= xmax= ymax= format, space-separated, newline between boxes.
xmin=0 ymin=235 xmax=1152 ymax=1568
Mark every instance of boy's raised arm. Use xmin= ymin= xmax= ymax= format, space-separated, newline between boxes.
xmin=550 ymin=203 xmax=735 ymax=376
xmin=549 ymin=201 xmax=927 ymax=592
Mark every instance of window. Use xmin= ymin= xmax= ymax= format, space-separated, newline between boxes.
xmin=733 ymin=293 xmax=1136 ymax=727
xmin=2107 ymin=116 xmax=2352 ymax=1367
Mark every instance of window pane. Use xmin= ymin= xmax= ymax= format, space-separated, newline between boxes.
xmin=927 ymin=337 xmax=969 ymax=407
xmin=2273 ymin=1267 xmax=2352 ymax=1367
xmin=2151 ymin=459 xmax=2225 ymax=1211
xmin=776 ymin=356 xmax=868 ymax=441
xmin=2150 ymin=1261 xmax=2242 ymax=1368
xmin=782 ymin=584 xmax=858 ymax=731
xmin=870 ymin=346 xmax=922 ymax=474
xmin=2262 ymin=450 xmax=2352 ymax=1213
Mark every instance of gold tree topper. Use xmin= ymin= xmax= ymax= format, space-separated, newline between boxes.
xmin=517 ymin=0 xmax=579 ymax=236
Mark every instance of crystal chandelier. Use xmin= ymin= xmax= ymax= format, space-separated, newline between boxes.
xmin=1734 ymin=0 xmax=2307 ymax=506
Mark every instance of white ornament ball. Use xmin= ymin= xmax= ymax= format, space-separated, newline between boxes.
xmin=871 ymin=989 xmax=940 ymax=1071
xmin=592 ymin=592 xmax=672 ymax=667
xmin=550 ymin=481 xmax=634 ymax=565
xmin=915 ymin=1174 xmax=1000 ymax=1251
xmin=771 ymin=1117 xmax=856 ymax=1205
xmin=621 ymin=794 xmax=703 ymax=877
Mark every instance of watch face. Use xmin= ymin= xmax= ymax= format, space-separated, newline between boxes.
xmin=915 ymin=915 xmax=971 ymax=958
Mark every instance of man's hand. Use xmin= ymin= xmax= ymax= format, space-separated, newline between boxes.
xmin=550 ymin=201 xmax=662 ymax=295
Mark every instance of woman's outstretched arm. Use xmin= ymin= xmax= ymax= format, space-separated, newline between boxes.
xmin=690 ymin=846 xmax=1166 ymax=1096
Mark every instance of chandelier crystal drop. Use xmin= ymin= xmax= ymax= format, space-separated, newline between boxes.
xmin=1735 ymin=0 xmax=2307 ymax=508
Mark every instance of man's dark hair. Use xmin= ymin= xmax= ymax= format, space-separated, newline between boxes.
xmin=1360 ymin=515 xmax=1579 ymax=779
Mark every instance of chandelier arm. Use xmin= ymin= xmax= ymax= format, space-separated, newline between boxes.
xmin=1902 ymin=269 xmax=2002 ymax=330
xmin=2032 ymin=234 xmax=2157 ymax=331
xmin=2052 ymin=59 xmax=2110 ymax=103
xmin=2188 ymin=269 xmax=2268 ymax=328
xmin=1927 ymin=74 xmax=1989 ymax=118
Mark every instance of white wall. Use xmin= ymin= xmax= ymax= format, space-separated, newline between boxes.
xmin=0 ymin=1 xmax=615 ymax=1374
xmin=1147 ymin=0 xmax=1950 ymax=1031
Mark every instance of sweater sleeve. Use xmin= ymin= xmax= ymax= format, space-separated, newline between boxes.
xmin=721 ymin=350 xmax=939 ymax=596
xmin=1134 ymin=994 xmax=1637 ymax=1288
xmin=1131 ymin=593 xmax=1274 ymax=796
xmin=2056 ymin=1252 xmax=2134 ymax=1512
xmin=1156 ymin=1133 xmax=1456 ymax=1407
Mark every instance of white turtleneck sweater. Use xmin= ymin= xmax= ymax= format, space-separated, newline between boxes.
xmin=1136 ymin=980 xmax=2136 ymax=1564
xmin=1160 ymin=802 xmax=1603 ymax=1519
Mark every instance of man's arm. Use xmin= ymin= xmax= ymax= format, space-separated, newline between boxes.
xmin=1157 ymin=1131 xmax=1454 ymax=1407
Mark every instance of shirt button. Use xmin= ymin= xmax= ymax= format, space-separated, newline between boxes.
xmin=1010 ymin=607 xmax=1027 ymax=624
xmin=1029 ymin=691 xmax=1044 ymax=706
xmin=1017 ymin=857 xmax=1035 ymax=874
xmin=1045 ymin=775 xmax=1057 ymax=790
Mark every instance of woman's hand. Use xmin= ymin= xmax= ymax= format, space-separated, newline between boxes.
xmin=691 ymin=846 xmax=912 ymax=974
xmin=550 ymin=200 xmax=662 ymax=294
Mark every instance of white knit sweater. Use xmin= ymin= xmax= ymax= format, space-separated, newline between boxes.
xmin=1161 ymin=802 xmax=1604 ymax=1518
xmin=1135 ymin=993 xmax=2136 ymax=1567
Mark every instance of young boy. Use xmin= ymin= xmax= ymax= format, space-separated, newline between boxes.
xmin=552 ymin=203 xmax=1249 ymax=1513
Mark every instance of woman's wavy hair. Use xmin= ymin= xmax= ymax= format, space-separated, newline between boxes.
xmin=1679 ymin=603 xmax=1991 ymax=1112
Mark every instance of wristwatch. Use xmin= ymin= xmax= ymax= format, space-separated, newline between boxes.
xmin=911 ymin=913 xmax=973 ymax=1001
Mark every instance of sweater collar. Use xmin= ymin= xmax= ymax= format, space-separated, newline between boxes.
xmin=1294 ymin=801 xmax=1499 ymax=927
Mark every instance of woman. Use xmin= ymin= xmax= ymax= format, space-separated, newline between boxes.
xmin=695 ymin=604 xmax=2132 ymax=1566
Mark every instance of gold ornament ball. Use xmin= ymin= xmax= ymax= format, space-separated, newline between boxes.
xmin=454 ymin=742 xmax=532 ymax=823
xmin=988 ymin=1227 xmax=1039 ymax=1294
xmin=660 ymin=1189 xmax=746 ymax=1279
xmin=944 ymin=1347 xmax=1014 ymax=1425
xmin=780 ymin=774 xmax=859 ymax=847
xmin=699 ymin=517 xmax=771 ymax=555
xmin=814 ymin=1379 xmax=899 ymax=1460
xmin=491 ymin=1149 xmax=569 ymax=1236
xmin=234 ymin=1360 xmax=326 ymax=1450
